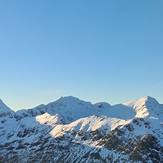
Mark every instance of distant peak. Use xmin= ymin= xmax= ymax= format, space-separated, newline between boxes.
xmin=141 ymin=96 xmax=156 ymax=100
xmin=124 ymin=96 xmax=159 ymax=109
xmin=140 ymin=96 xmax=159 ymax=105
xmin=59 ymin=96 xmax=80 ymax=100
xmin=0 ymin=99 xmax=14 ymax=114
xmin=0 ymin=99 xmax=8 ymax=107
xmin=55 ymin=96 xmax=80 ymax=103
xmin=0 ymin=99 xmax=4 ymax=103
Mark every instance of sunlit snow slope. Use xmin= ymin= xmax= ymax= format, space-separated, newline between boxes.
xmin=0 ymin=96 xmax=162 ymax=162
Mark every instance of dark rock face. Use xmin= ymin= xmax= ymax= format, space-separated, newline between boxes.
xmin=130 ymin=134 xmax=163 ymax=162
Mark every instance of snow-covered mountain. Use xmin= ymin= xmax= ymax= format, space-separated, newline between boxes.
xmin=0 ymin=99 xmax=14 ymax=116
xmin=0 ymin=96 xmax=162 ymax=162
xmin=16 ymin=96 xmax=111 ymax=123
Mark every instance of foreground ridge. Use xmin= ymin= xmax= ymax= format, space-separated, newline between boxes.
xmin=0 ymin=96 xmax=163 ymax=162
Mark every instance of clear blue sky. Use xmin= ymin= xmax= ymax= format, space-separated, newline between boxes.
xmin=0 ymin=0 xmax=163 ymax=110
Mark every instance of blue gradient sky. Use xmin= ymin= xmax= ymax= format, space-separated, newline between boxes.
xmin=0 ymin=0 xmax=163 ymax=110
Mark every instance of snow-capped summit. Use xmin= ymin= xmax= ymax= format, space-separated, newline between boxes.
xmin=16 ymin=96 xmax=111 ymax=123
xmin=124 ymin=96 xmax=159 ymax=107
xmin=46 ymin=96 xmax=110 ymax=123
xmin=0 ymin=99 xmax=14 ymax=116
xmin=54 ymin=96 xmax=82 ymax=103
xmin=124 ymin=96 xmax=162 ymax=119
xmin=143 ymin=96 xmax=159 ymax=107
xmin=15 ymin=96 xmax=163 ymax=122
xmin=0 ymin=96 xmax=163 ymax=162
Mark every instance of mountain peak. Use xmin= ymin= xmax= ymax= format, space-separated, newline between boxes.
xmin=123 ymin=96 xmax=161 ymax=119
xmin=136 ymin=96 xmax=159 ymax=108
xmin=49 ymin=96 xmax=93 ymax=108
xmin=0 ymin=99 xmax=14 ymax=115
xmin=141 ymin=96 xmax=158 ymax=103
xmin=56 ymin=96 xmax=80 ymax=102
xmin=124 ymin=96 xmax=159 ymax=107
xmin=1 ymin=95 xmax=163 ymax=162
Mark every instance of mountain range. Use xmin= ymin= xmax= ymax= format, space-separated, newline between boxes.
xmin=0 ymin=96 xmax=163 ymax=162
